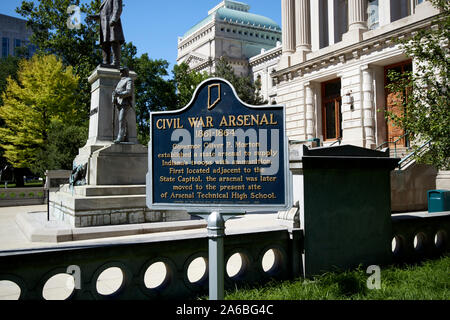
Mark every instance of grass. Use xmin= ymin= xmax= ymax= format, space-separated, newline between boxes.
xmin=224 ymin=255 xmax=450 ymax=300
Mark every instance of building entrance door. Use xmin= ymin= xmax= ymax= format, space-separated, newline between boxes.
xmin=384 ymin=61 xmax=412 ymax=147
xmin=321 ymin=79 xmax=342 ymax=141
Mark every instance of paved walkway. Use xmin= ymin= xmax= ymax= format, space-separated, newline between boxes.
xmin=0 ymin=205 xmax=281 ymax=251
xmin=0 ymin=205 xmax=282 ymax=300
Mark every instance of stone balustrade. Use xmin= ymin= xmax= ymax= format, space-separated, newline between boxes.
xmin=0 ymin=211 xmax=448 ymax=300
xmin=0 ymin=227 xmax=301 ymax=300
xmin=391 ymin=212 xmax=450 ymax=263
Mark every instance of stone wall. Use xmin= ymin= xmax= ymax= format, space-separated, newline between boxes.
xmin=0 ymin=187 xmax=45 ymax=207
xmin=391 ymin=164 xmax=438 ymax=213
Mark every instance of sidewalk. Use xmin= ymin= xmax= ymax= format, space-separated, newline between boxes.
xmin=0 ymin=205 xmax=282 ymax=252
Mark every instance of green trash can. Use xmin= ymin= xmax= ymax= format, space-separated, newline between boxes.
xmin=428 ymin=190 xmax=450 ymax=213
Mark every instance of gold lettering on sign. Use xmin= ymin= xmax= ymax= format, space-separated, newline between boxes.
xmin=208 ymin=84 xmax=221 ymax=110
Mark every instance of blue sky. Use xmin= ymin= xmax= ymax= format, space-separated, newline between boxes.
xmin=0 ymin=0 xmax=282 ymax=70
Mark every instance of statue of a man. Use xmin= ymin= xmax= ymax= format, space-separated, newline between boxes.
xmin=90 ymin=0 xmax=125 ymax=68
xmin=112 ymin=67 xmax=134 ymax=143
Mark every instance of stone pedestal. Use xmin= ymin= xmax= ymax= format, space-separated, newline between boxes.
xmin=86 ymin=66 xmax=138 ymax=147
xmin=48 ymin=66 xmax=191 ymax=228
xmin=88 ymin=143 xmax=148 ymax=186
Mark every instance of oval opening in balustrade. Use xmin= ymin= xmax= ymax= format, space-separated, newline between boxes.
xmin=262 ymin=248 xmax=283 ymax=275
xmin=144 ymin=262 xmax=169 ymax=290
xmin=42 ymin=273 xmax=75 ymax=300
xmin=414 ymin=232 xmax=427 ymax=253
xmin=0 ymin=280 xmax=21 ymax=300
xmin=96 ymin=267 xmax=124 ymax=296
xmin=434 ymin=230 xmax=447 ymax=250
xmin=187 ymin=257 xmax=207 ymax=284
xmin=392 ymin=235 xmax=403 ymax=256
xmin=226 ymin=253 xmax=249 ymax=279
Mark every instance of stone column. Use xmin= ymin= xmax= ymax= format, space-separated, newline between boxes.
xmin=379 ymin=0 xmax=392 ymax=26
xmin=343 ymin=0 xmax=367 ymax=42
xmin=348 ymin=0 xmax=368 ymax=30
xmin=327 ymin=0 xmax=336 ymax=45
xmin=305 ymin=82 xmax=315 ymax=140
xmin=293 ymin=0 xmax=311 ymax=64
xmin=280 ymin=0 xmax=296 ymax=68
xmin=362 ymin=66 xmax=376 ymax=148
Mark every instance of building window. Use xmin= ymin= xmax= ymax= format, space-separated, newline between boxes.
xmin=2 ymin=38 xmax=10 ymax=57
xmin=367 ymin=0 xmax=379 ymax=30
xmin=391 ymin=0 xmax=410 ymax=22
xmin=322 ymin=79 xmax=342 ymax=141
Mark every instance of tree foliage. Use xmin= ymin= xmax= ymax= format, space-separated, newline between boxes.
xmin=214 ymin=57 xmax=266 ymax=105
xmin=17 ymin=1 xmax=181 ymax=146
xmin=121 ymin=42 xmax=177 ymax=145
xmin=0 ymin=56 xmax=21 ymax=111
xmin=172 ymin=62 xmax=209 ymax=109
xmin=386 ymin=0 xmax=449 ymax=169
xmin=33 ymin=120 xmax=88 ymax=176
xmin=0 ymin=54 xmax=83 ymax=175
xmin=17 ymin=0 xmax=102 ymax=116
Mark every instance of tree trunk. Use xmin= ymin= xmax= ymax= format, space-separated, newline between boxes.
xmin=13 ymin=168 xmax=25 ymax=187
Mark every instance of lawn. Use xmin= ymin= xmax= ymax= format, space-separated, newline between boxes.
xmin=0 ymin=181 xmax=44 ymax=188
xmin=225 ymin=255 xmax=450 ymax=300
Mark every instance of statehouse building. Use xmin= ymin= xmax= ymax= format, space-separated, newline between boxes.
xmin=0 ymin=13 xmax=35 ymax=58
xmin=176 ymin=0 xmax=282 ymax=77
xmin=179 ymin=0 xmax=441 ymax=151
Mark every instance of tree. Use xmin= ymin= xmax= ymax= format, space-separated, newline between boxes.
xmin=214 ymin=57 xmax=267 ymax=105
xmin=0 ymin=56 xmax=21 ymax=107
xmin=385 ymin=0 xmax=449 ymax=170
xmin=0 ymin=54 xmax=84 ymax=177
xmin=173 ymin=62 xmax=209 ymax=109
xmin=121 ymin=42 xmax=177 ymax=145
xmin=17 ymin=0 xmax=102 ymax=116
xmin=32 ymin=121 xmax=88 ymax=176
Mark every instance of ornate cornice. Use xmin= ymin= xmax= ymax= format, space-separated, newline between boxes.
xmin=272 ymin=15 xmax=440 ymax=83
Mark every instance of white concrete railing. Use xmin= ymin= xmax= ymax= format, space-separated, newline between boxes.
xmin=0 ymin=212 xmax=449 ymax=300
xmin=0 ymin=228 xmax=301 ymax=300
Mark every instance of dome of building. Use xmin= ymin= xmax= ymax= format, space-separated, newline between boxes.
xmin=215 ymin=7 xmax=281 ymax=31
xmin=182 ymin=2 xmax=281 ymax=39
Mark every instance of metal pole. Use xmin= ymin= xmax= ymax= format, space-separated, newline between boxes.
xmin=47 ymin=189 xmax=50 ymax=221
xmin=207 ymin=211 xmax=225 ymax=300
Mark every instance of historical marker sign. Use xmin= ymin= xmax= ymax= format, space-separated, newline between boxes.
xmin=146 ymin=78 xmax=292 ymax=214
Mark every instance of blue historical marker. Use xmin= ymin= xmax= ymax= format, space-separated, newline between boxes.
xmin=147 ymin=78 xmax=291 ymax=214
xmin=146 ymin=78 xmax=292 ymax=300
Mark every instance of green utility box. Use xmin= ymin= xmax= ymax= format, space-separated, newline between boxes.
xmin=301 ymin=145 xmax=400 ymax=277
xmin=428 ymin=190 xmax=450 ymax=213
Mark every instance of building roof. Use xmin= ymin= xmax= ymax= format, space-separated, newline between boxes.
xmin=182 ymin=4 xmax=281 ymax=39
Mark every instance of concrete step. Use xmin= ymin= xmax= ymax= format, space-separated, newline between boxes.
xmin=390 ymin=147 xmax=410 ymax=159
xmin=59 ymin=184 xmax=146 ymax=197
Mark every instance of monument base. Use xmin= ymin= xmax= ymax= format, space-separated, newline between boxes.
xmin=49 ymin=184 xmax=192 ymax=228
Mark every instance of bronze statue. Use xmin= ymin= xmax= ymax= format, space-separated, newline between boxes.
xmin=112 ymin=67 xmax=134 ymax=143
xmin=70 ymin=163 xmax=88 ymax=187
xmin=90 ymin=0 xmax=125 ymax=68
